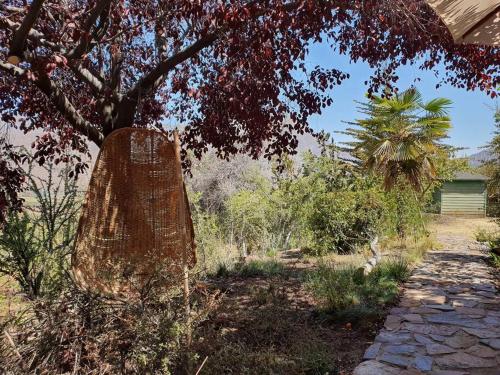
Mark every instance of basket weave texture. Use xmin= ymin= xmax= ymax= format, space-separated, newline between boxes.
xmin=72 ymin=128 xmax=196 ymax=296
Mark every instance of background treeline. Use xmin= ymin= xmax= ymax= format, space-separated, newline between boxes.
xmin=187 ymin=135 xmax=464 ymax=275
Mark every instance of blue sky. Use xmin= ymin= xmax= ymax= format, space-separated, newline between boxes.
xmin=306 ymin=43 xmax=498 ymax=156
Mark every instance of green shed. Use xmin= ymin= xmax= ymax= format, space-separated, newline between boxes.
xmin=438 ymin=172 xmax=488 ymax=216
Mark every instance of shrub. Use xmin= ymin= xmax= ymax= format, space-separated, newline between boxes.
xmin=372 ymin=258 xmax=412 ymax=283
xmin=488 ymin=236 xmax=500 ymax=268
xmin=305 ymin=190 xmax=385 ymax=254
xmin=490 ymin=252 xmax=500 ymax=269
xmin=236 ymin=260 xmax=287 ymax=278
xmin=1 ymin=276 xmax=219 ymax=374
xmin=0 ymin=160 xmax=80 ymax=299
xmin=306 ymin=259 xmax=410 ymax=321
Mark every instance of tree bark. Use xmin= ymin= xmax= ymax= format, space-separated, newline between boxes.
xmin=362 ymin=235 xmax=382 ymax=276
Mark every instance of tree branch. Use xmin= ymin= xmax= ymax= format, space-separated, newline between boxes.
xmin=66 ymin=0 xmax=113 ymax=59
xmin=0 ymin=61 xmax=104 ymax=146
xmin=69 ymin=63 xmax=105 ymax=94
xmin=8 ymin=0 xmax=46 ymax=64
xmin=0 ymin=17 xmax=64 ymax=53
xmin=113 ymin=34 xmax=217 ymax=128
xmin=115 ymin=0 xmax=305 ymax=128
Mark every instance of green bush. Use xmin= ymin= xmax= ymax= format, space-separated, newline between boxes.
xmin=372 ymin=258 xmax=412 ymax=283
xmin=306 ymin=259 xmax=410 ymax=321
xmin=488 ymin=236 xmax=500 ymax=268
xmin=305 ymin=190 xmax=385 ymax=254
xmin=236 ymin=260 xmax=287 ymax=278
xmin=490 ymin=252 xmax=500 ymax=269
xmin=213 ymin=259 xmax=287 ymax=278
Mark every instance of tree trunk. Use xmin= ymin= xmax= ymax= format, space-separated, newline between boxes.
xmin=362 ymin=235 xmax=382 ymax=276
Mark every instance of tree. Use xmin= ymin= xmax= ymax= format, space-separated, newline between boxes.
xmin=0 ymin=0 xmax=498 ymax=222
xmin=481 ymin=108 xmax=500 ymax=217
xmin=344 ymin=88 xmax=452 ymax=191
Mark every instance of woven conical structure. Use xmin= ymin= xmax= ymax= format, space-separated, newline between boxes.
xmin=72 ymin=128 xmax=196 ymax=296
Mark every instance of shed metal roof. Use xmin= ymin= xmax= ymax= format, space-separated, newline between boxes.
xmin=452 ymin=172 xmax=489 ymax=181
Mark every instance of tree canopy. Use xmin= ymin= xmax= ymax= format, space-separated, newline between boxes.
xmin=0 ymin=0 xmax=499 ymax=221
xmin=343 ymin=88 xmax=452 ymax=191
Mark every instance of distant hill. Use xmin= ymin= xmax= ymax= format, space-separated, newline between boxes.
xmin=468 ymin=149 xmax=495 ymax=167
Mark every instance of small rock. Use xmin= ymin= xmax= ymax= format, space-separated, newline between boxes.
xmin=451 ymin=299 xmax=478 ymax=308
xmin=363 ymin=343 xmax=382 ymax=360
xmin=447 ymin=286 xmax=469 ymax=294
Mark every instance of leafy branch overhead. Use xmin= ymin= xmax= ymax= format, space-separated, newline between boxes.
xmin=0 ymin=0 xmax=498 ymax=221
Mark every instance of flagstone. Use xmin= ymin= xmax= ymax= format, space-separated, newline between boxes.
xmin=414 ymin=334 xmax=435 ymax=345
xmin=412 ymin=355 xmax=432 ymax=372
xmin=403 ymin=314 xmax=425 ymax=323
xmin=479 ymin=338 xmax=500 ymax=350
xmin=363 ymin=343 xmax=382 ymax=360
xmin=445 ymin=331 xmax=478 ymax=349
xmin=435 ymin=352 xmax=496 ymax=369
xmin=385 ymin=315 xmax=403 ymax=330
xmin=375 ymin=331 xmax=413 ymax=343
xmin=353 ymin=233 xmax=500 ymax=375
xmin=424 ymin=304 xmax=455 ymax=311
xmin=465 ymin=344 xmax=497 ymax=358
xmin=380 ymin=353 xmax=412 ymax=367
xmin=385 ymin=344 xmax=418 ymax=355
xmin=426 ymin=343 xmax=457 ymax=355
xmin=462 ymin=328 xmax=500 ymax=339
xmin=353 ymin=360 xmax=401 ymax=375
xmin=426 ymin=313 xmax=487 ymax=329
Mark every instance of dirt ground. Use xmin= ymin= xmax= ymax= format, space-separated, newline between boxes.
xmin=193 ymin=275 xmax=385 ymax=375
xmin=192 ymin=249 xmax=389 ymax=374
xmin=191 ymin=216 xmax=499 ymax=375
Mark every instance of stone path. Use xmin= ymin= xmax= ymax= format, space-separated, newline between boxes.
xmin=353 ymin=234 xmax=500 ymax=375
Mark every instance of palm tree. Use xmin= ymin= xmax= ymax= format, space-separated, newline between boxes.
xmin=343 ymin=88 xmax=452 ymax=191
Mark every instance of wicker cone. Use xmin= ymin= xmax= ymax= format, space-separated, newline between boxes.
xmin=72 ymin=128 xmax=196 ymax=297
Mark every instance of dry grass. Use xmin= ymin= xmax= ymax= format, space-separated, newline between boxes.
xmin=0 ymin=276 xmax=25 ymax=323
xmin=427 ymin=214 xmax=498 ymax=240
